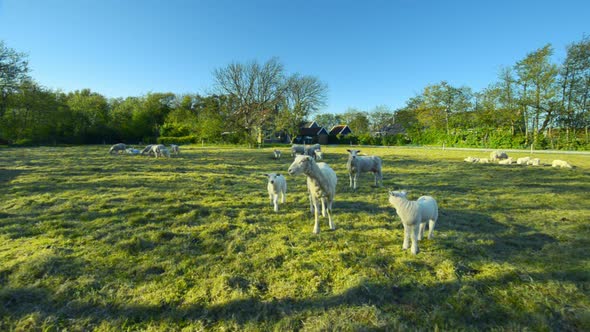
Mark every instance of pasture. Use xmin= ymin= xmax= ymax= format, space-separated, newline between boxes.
xmin=0 ymin=145 xmax=589 ymax=331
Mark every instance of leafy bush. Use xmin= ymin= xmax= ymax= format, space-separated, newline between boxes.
xmin=157 ymin=136 xmax=198 ymax=145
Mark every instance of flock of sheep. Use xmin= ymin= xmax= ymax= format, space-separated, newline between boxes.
xmin=266 ymin=143 xmax=437 ymax=255
xmin=109 ymin=143 xmax=180 ymax=158
xmin=464 ymin=150 xmax=574 ymax=168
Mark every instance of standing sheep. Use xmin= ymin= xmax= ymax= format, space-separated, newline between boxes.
xmin=170 ymin=144 xmax=180 ymax=155
xmin=109 ymin=143 xmax=126 ymax=154
xmin=141 ymin=144 xmax=154 ymax=156
xmin=288 ymin=154 xmax=337 ymax=234
xmin=346 ymin=149 xmax=383 ymax=190
xmin=265 ymin=173 xmax=287 ymax=212
xmin=314 ymin=150 xmax=323 ymax=161
xmin=388 ymin=190 xmax=438 ymax=255
xmin=273 ymin=150 xmax=282 ymax=160
xmin=291 ymin=144 xmax=305 ymax=157
xmin=305 ymin=144 xmax=321 ymax=158
xmin=552 ymin=160 xmax=573 ymax=168
xmin=490 ymin=150 xmax=509 ymax=161
xmin=150 ymin=144 xmax=170 ymax=158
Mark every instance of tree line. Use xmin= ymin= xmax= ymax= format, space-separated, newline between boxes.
xmin=1 ymin=37 xmax=589 ymax=149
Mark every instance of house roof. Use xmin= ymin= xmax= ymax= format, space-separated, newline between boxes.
xmin=304 ymin=121 xmax=320 ymax=128
xmin=300 ymin=127 xmax=328 ymax=137
xmin=329 ymin=125 xmax=352 ymax=135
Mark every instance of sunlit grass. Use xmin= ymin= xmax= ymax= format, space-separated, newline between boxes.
xmin=1 ymin=145 xmax=589 ymax=330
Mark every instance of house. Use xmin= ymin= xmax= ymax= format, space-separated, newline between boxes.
xmin=329 ymin=125 xmax=353 ymax=136
xmin=294 ymin=121 xmax=329 ymax=144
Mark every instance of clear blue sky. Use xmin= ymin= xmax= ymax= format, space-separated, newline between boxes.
xmin=1 ymin=0 xmax=588 ymax=114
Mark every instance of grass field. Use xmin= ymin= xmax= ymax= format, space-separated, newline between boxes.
xmin=1 ymin=145 xmax=589 ymax=331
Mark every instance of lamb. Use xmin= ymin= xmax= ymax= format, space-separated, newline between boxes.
xmin=490 ymin=150 xmax=509 ymax=161
xmin=109 ymin=143 xmax=126 ymax=154
xmin=388 ymin=190 xmax=438 ymax=255
xmin=273 ymin=150 xmax=281 ymax=160
xmin=477 ymin=158 xmax=490 ymax=164
xmin=527 ymin=158 xmax=541 ymax=166
xmin=464 ymin=156 xmax=479 ymax=163
xmin=150 ymin=144 xmax=170 ymax=158
xmin=516 ymin=156 xmax=530 ymax=165
xmin=265 ymin=173 xmax=287 ymax=212
xmin=314 ymin=150 xmax=323 ymax=161
xmin=305 ymin=144 xmax=321 ymax=158
xmin=288 ymin=154 xmax=337 ymax=234
xmin=169 ymin=144 xmax=180 ymax=155
xmin=552 ymin=160 xmax=573 ymax=168
xmin=346 ymin=149 xmax=383 ymax=190
xmin=498 ymin=157 xmax=513 ymax=165
xmin=291 ymin=144 xmax=305 ymax=157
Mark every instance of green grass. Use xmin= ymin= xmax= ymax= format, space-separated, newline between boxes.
xmin=1 ymin=145 xmax=589 ymax=331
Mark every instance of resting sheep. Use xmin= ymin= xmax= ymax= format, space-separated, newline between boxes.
xmin=552 ymin=160 xmax=572 ymax=168
xmin=527 ymin=158 xmax=541 ymax=166
xmin=477 ymin=158 xmax=490 ymax=164
xmin=463 ymin=156 xmax=478 ymax=163
xmin=170 ymin=144 xmax=180 ymax=155
xmin=388 ymin=190 xmax=438 ymax=255
xmin=288 ymin=154 xmax=337 ymax=234
xmin=498 ymin=157 xmax=513 ymax=165
xmin=109 ymin=143 xmax=126 ymax=154
xmin=273 ymin=150 xmax=281 ymax=160
xmin=346 ymin=149 xmax=383 ymax=190
xmin=291 ymin=144 xmax=305 ymax=157
xmin=516 ymin=157 xmax=530 ymax=165
xmin=490 ymin=150 xmax=509 ymax=161
xmin=265 ymin=173 xmax=287 ymax=212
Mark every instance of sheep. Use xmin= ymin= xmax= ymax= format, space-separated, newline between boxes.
xmin=552 ymin=160 xmax=573 ymax=168
xmin=265 ymin=173 xmax=287 ymax=212
xmin=490 ymin=150 xmax=509 ymax=161
xmin=141 ymin=144 xmax=154 ymax=156
xmin=273 ymin=150 xmax=282 ymax=160
xmin=346 ymin=149 xmax=383 ymax=190
xmin=517 ymin=156 xmax=531 ymax=165
xmin=464 ymin=156 xmax=479 ymax=163
xmin=288 ymin=154 xmax=337 ymax=234
xmin=125 ymin=148 xmax=140 ymax=155
xmin=314 ymin=150 xmax=323 ymax=161
xmin=170 ymin=144 xmax=180 ymax=155
xmin=527 ymin=158 xmax=541 ymax=166
xmin=109 ymin=143 xmax=126 ymax=154
xmin=388 ymin=190 xmax=438 ymax=255
xmin=291 ymin=144 xmax=305 ymax=157
xmin=477 ymin=158 xmax=490 ymax=164
xmin=150 ymin=144 xmax=170 ymax=158
xmin=498 ymin=157 xmax=513 ymax=165
xmin=305 ymin=144 xmax=321 ymax=158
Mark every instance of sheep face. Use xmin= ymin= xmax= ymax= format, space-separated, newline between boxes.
xmin=266 ymin=173 xmax=283 ymax=184
xmin=288 ymin=155 xmax=313 ymax=175
xmin=388 ymin=190 xmax=408 ymax=199
xmin=347 ymin=149 xmax=361 ymax=160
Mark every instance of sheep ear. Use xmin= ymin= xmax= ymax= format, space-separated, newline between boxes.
xmin=346 ymin=149 xmax=352 ymax=153
xmin=277 ymin=173 xmax=281 ymax=177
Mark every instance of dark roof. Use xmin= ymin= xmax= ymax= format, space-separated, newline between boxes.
xmin=305 ymin=121 xmax=320 ymax=128
xmin=300 ymin=127 xmax=328 ymax=136
xmin=329 ymin=125 xmax=352 ymax=136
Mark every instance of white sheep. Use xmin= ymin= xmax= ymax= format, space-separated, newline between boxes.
xmin=109 ymin=143 xmax=126 ymax=154
xmin=141 ymin=144 xmax=154 ymax=156
xmin=170 ymin=144 xmax=180 ymax=155
xmin=125 ymin=148 xmax=140 ymax=155
xmin=516 ymin=156 xmax=530 ymax=165
xmin=265 ymin=173 xmax=287 ymax=212
xmin=305 ymin=144 xmax=321 ymax=158
xmin=490 ymin=150 xmax=509 ymax=161
xmin=291 ymin=144 xmax=305 ymax=157
xmin=477 ymin=158 xmax=490 ymax=164
xmin=150 ymin=144 xmax=170 ymax=158
xmin=388 ymin=190 xmax=438 ymax=255
xmin=273 ymin=150 xmax=281 ymax=160
xmin=527 ymin=158 xmax=541 ymax=166
xmin=346 ymin=149 xmax=383 ymax=190
xmin=314 ymin=150 xmax=323 ymax=160
xmin=464 ymin=156 xmax=479 ymax=163
xmin=552 ymin=160 xmax=573 ymax=168
xmin=288 ymin=154 xmax=337 ymax=234
xmin=498 ymin=157 xmax=513 ymax=165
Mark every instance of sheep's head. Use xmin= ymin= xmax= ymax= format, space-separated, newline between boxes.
xmin=388 ymin=190 xmax=408 ymax=198
xmin=347 ymin=149 xmax=361 ymax=159
xmin=288 ymin=154 xmax=312 ymax=175
xmin=266 ymin=173 xmax=282 ymax=184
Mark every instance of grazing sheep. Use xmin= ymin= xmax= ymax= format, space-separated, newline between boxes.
xmin=273 ymin=150 xmax=281 ymax=160
xmin=346 ymin=149 xmax=383 ymax=190
xmin=305 ymin=144 xmax=321 ymax=158
xmin=291 ymin=144 xmax=305 ymax=157
xmin=517 ymin=157 xmax=531 ymax=165
xmin=552 ymin=160 xmax=573 ymax=168
xmin=464 ymin=156 xmax=479 ymax=163
xmin=527 ymin=158 xmax=541 ymax=166
xmin=498 ymin=157 xmax=513 ymax=165
xmin=314 ymin=150 xmax=323 ymax=161
xmin=477 ymin=158 xmax=490 ymax=164
xmin=109 ymin=143 xmax=126 ymax=154
xmin=265 ymin=173 xmax=287 ymax=212
xmin=125 ymin=148 xmax=140 ymax=155
xmin=170 ymin=144 xmax=180 ymax=155
xmin=490 ymin=150 xmax=509 ymax=161
xmin=388 ymin=190 xmax=438 ymax=255
xmin=150 ymin=144 xmax=170 ymax=158
xmin=141 ymin=144 xmax=154 ymax=156
xmin=288 ymin=154 xmax=337 ymax=234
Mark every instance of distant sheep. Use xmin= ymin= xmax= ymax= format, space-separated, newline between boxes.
xmin=552 ymin=160 xmax=572 ymax=168
xmin=388 ymin=190 xmax=439 ymax=255
xmin=291 ymin=144 xmax=305 ymax=157
xmin=150 ymin=144 xmax=170 ymax=158
xmin=170 ymin=144 xmax=180 ymax=155
xmin=109 ymin=143 xmax=126 ymax=154
xmin=314 ymin=150 xmax=323 ymax=160
xmin=527 ymin=158 xmax=541 ymax=166
xmin=490 ymin=150 xmax=509 ymax=161
xmin=346 ymin=149 xmax=383 ymax=190
xmin=265 ymin=173 xmax=287 ymax=212
xmin=477 ymin=158 xmax=490 ymax=164
xmin=273 ymin=150 xmax=281 ymax=160
xmin=125 ymin=148 xmax=140 ymax=155
xmin=498 ymin=157 xmax=513 ymax=165
xmin=141 ymin=145 xmax=154 ymax=156
xmin=305 ymin=144 xmax=321 ymax=158
xmin=516 ymin=157 xmax=530 ymax=165
xmin=288 ymin=154 xmax=337 ymax=234
xmin=464 ymin=156 xmax=479 ymax=163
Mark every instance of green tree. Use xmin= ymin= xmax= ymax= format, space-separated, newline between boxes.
xmin=0 ymin=41 xmax=30 ymax=118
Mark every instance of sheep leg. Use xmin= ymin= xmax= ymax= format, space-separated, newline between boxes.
xmin=281 ymin=190 xmax=286 ymax=204
xmin=402 ymin=224 xmax=410 ymax=250
xmin=321 ymin=198 xmax=326 ymax=217
xmin=309 ymin=193 xmax=314 ymax=214
xmin=410 ymin=224 xmax=420 ymax=255
xmin=428 ymin=219 xmax=436 ymax=239
xmin=418 ymin=222 xmax=425 ymax=241
xmin=313 ymin=199 xmax=320 ymax=234
xmin=327 ymin=199 xmax=335 ymax=230
xmin=349 ymin=173 xmax=353 ymax=189
xmin=273 ymin=194 xmax=279 ymax=212
xmin=353 ymin=173 xmax=359 ymax=190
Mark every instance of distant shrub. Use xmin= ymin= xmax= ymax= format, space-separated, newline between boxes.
xmin=157 ymin=136 xmax=198 ymax=144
